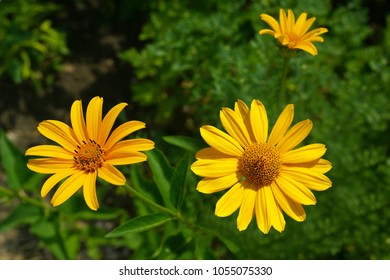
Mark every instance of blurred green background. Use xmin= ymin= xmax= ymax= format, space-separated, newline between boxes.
xmin=0 ymin=0 xmax=390 ymax=259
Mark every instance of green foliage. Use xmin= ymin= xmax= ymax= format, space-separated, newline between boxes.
xmin=0 ymin=0 xmax=68 ymax=92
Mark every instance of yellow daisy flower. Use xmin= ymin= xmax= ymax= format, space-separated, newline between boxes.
xmin=259 ymin=9 xmax=328 ymax=56
xmin=191 ymin=99 xmax=332 ymax=234
xmin=25 ymin=96 xmax=154 ymax=210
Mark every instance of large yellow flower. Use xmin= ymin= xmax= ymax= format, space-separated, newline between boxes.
xmin=259 ymin=9 xmax=328 ymax=56
xmin=191 ymin=99 xmax=332 ymax=234
xmin=25 ymin=96 xmax=154 ymax=210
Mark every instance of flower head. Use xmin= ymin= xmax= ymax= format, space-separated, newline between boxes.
xmin=259 ymin=9 xmax=328 ymax=56
xmin=26 ymin=96 xmax=154 ymax=210
xmin=191 ymin=99 xmax=332 ymax=234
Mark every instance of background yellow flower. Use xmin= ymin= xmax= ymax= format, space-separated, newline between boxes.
xmin=259 ymin=9 xmax=328 ymax=56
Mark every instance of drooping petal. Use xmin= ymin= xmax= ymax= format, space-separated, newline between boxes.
xmin=197 ymin=172 xmax=241 ymax=194
xmin=215 ymin=181 xmax=246 ymax=217
xmin=220 ymin=107 xmax=252 ymax=147
xmin=27 ymin=158 xmax=74 ymax=174
xmin=200 ymin=125 xmax=243 ymax=157
xmin=41 ymin=168 xmax=75 ymax=197
xmin=51 ymin=171 xmax=86 ymax=207
xmin=255 ymin=185 xmax=285 ymax=233
xmin=295 ymin=42 xmax=318 ymax=56
xmin=275 ymin=174 xmax=317 ymax=205
xmin=268 ymin=104 xmax=294 ymax=146
xmin=191 ymin=158 xmax=239 ymax=178
xmin=259 ymin=13 xmax=281 ymax=33
xmin=281 ymin=143 xmax=326 ymax=163
xmin=237 ymin=185 xmax=257 ymax=231
xmin=25 ymin=145 xmax=74 ymax=159
xmin=104 ymin=121 xmax=146 ymax=151
xmin=105 ymin=151 xmax=147 ymax=165
xmin=98 ymin=162 xmax=126 ymax=185
xmin=249 ymin=99 xmax=268 ymax=143
xmin=99 ymin=102 xmax=128 ymax=144
xmin=37 ymin=120 xmax=78 ymax=152
xmin=70 ymin=99 xmax=88 ymax=143
xmin=277 ymin=119 xmax=313 ymax=154
xmin=270 ymin=181 xmax=306 ymax=222
xmin=83 ymin=172 xmax=99 ymax=210
xmin=86 ymin=96 xmax=103 ymax=141
xmin=280 ymin=166 xmax=332 ymax=191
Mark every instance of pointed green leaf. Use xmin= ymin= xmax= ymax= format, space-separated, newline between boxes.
xmin=105 ymin=213 xmax=173 ymax=238
xmin=0 ymin=129 xmax=35 ymax=190
xmin=170 ymin=152 xmax=191 ymax=210
xmin=163 ymin=135 xmax=207 ymax=153
xmin=0 ymin=203 xmax=42 ymax=231
xmin=146 ymin=149 xmax=174 ymax=209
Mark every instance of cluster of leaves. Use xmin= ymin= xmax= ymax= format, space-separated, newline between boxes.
xmin=0 ymin=0 xmax=68 ymax=92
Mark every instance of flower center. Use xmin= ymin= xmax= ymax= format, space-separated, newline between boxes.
xmin=74 ymin=139 xmax=105 ymax=173
xmin=238 ymin=143 xmax=281 ymax=187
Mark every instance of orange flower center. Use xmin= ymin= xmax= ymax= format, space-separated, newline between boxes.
xmin=74 ymin=139 xmax=105 ymax=173
xmin=238 ymin=143 xmax=281 ymax=187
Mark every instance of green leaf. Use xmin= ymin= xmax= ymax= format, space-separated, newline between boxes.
xmin=0 ymin=129 xmax=34 ymax=190
xmin=170 ymin=152 xmax=192 ymax=210
xmin=163 ymin=135 xmax=207 ymax=153
xmin=105 ymin=213 xmax=173 ymax=238
xmin=0 ymin=203 xmax=42 ymax=231
xmin=146 ymin=149 xmax=174 ymax=209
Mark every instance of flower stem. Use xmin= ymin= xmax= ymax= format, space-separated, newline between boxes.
xmin=123 ymin=183 xmax=177 ymax=217
xmin=278 ymin=56 xmax=291 ymax=108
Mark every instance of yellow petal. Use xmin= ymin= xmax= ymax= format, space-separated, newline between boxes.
xmin=268 ymin=104 xmax=294 ymax=146
xmin=281 ymin=143 xmax=326 ymax=163
xmin=279 ymin=9 xmax=288 ymax=34
xmin=41 ymin=168 xmax=75 ymax=197
xmin=280 ymin=166 xmax=332 ymax=191
xmin=196 ymin=172 xmax=241 ymax=194
xmin=195 ymin=147 xmax=233 ymax=160
xmin=220 ymin=107 xmax=252 ymax=147
xmin=215 ymin=181 xmax=245 ymax=217
xmin=25 ymin=145 xmax=74 ymax=159
xmin=99 ymin=102 xmax=128 ymax=144
xmin=51 ymin=171 xmax=86 ymax=207
xmin=83 ymin=172 xmax=99 ymax=211
xmin=284 ymin=158 xmax=332 ymax=174
xmin=105 ymin=151 xmax=147 ymax=165
xmin=200 ymin=125 xmax=243 ymax=157
xmin=287 ymin=9 xmax=295 ymax=31
xmin=277 ymin=119 xmax=313 ymax=154
xmin=275 ymin=174 xmax=317 ymax=205
xmin=237 ymin=186 xmax=256 ymax=231
xmin=27 ymin=158 xmax=74 ymax=174
xmin=255 ymin=185 xmax=285 ymax=233
xmin=259 ymin=13 xmax=281 ymax=33
xmin=38 ymin=120 xmax=78 ymax=152
xmin=70 ymin=100 xmax=88 ymax=143
xmin=293 ymin=12 xmax=308 ymax=35
xmin=191 ymin=158 xmax=239 ymax=178
xmin=258 ymin=29 xmax=276 ymax=36
xmin=107 ymin=139 xmax=154 ymax=154
xmin=104 ymin=121 xmax=146 ymax=151
xmin=270 ymin=181 xmax=306 ymax=222
xmin=234 ymin=99 xmax=249 ymax=121
xmin=295 ymin=42 xmax=318 ymax=56
xmin=86 ymin=96 xmax=103 ymax=141
xmin=249 ymin=99 xmax=268 ymax=143
xmin=98 ymin=162 xmax=126 ymax=185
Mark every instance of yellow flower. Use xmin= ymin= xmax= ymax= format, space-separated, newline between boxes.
xmin=191 ymin=99 xmax=332 ymax=234
xmin=259 ymin=9 xmax=328 ymax=56
xmin=25 ymin=96 xmax=154 ymax=210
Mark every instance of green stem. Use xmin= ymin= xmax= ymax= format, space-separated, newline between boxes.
xmin=124 ymin=184 xmax=177 ymax=217
xmin=278 ymin=56 xmax=291 ymax=108
xmin=0 ymin=185 xmax=47 ymax=209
